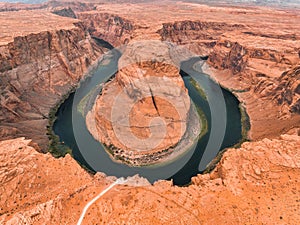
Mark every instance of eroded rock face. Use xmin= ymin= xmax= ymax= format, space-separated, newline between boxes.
xmin=205 ymin=38 xmax=300 ymax=138
xmin=158 ymin=14 xmax=300 ymax=140
xmin=0 ymin=11 xmax=105 ymax=149
xmin=86 ymin=41 xmax=191 ymax=165
xmin=275 ymin=65 xmax=300 ymax=114
xmin=77 ymin=12 xmax=134 ymax=47
xmin=52 ymin=7 xmax=77 ymax=19
xmin=158 ymin=21 xmax=244 ymax=56
xmin=0 ymin=135 xmax=299 ymax=224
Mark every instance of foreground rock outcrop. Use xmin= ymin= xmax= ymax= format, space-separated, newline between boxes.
xmin=86 ymin=41 xmax=195 ymax=166
xmin=0 ymin=135 xmax=299 ymax=224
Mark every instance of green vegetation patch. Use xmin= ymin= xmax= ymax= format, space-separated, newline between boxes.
xmin=47 ymin=91 xmax=74 ymax=158
xmin=239 ymin=103 xmax=251 ymax=142
xmin=194 ymin=103 xmax=208 ymax=140
xmin=189 ymin=77 xmax=208 ymax=101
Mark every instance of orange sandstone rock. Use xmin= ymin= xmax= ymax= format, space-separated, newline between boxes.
xmin=86 ymin=41 xmax=192 ymax=165
xmin=0 ymin=135 xmax=299 ymax=224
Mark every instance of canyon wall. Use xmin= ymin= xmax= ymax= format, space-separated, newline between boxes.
xmin=158 ymin=21 xmax=244 ymax=56
xmin=158 ymin=20 xmax=300 ymax=139
xmin=77 ymin=12 xmax=134 ymax=47
xmin=0 ymin=14 xmax=105 ymax=149
xmin=0 ymin=9 xmax=138 ymax=150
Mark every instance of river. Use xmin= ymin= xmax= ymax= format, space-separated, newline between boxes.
xmin=53 ymin=53 xmax=247 ymax=185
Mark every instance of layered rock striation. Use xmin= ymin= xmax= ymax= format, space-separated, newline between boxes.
xmin=77 ymin=12 xmax=134 ymax=47
xmin=159 ymin=17 xmax=300 ymax=139
xmin=0 ymin=11 xmax=105 ymax=149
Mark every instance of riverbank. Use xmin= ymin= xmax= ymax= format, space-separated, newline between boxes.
xmin=47 ymin=89 xmax=75 ymax=158
xmin=47 ymin=54 xmax=109 ymax=158
xmin=197 ymin=65 xmax=251 ymax=174
xmin=200 ymin=62 xmax=250 ymax=142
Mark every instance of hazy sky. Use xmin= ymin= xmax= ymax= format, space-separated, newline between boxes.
xmin=0 ymin=0 xmax=299 ymax=8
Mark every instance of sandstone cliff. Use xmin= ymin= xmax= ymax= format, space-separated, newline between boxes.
xmin=0 ymin=11 xmax=105 ymax=149
xmin=77 ymin=12 xmax=134 ymax=47
xmin=158 ymin=18 xmax=300 ymax=139
xmin=158 ymin=21 xmax=245 ymax=56
xmin=52 ymin=7 xmax=77 ymax=19
xmin=275 ymin=65 xmax=300 ymax=114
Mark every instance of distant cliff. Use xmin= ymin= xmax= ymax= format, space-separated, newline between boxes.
xmin=77 ymin=12 xmax=134 ymax=47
